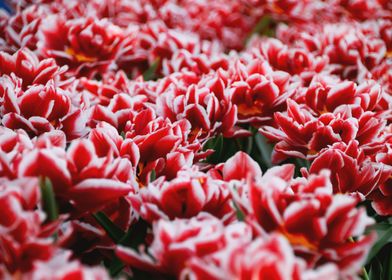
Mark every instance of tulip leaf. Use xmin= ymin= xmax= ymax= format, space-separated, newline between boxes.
xmin=231 ymin=186 xmax=245 ymax=222
xmin=246 ymin=135 xmax=253 ymax=155
xmin=245 ymin=15 xmax=273 ymax=45
xmin=39 ymin=177 xmax=59 ymax=222
xmin=109 ymin=219 xmax=149 ymax=277
xmin=93 ymin=213 xmax=149 ymax=277
xmin=254 ymin=133 xmax=273 ymax=168
xmin=204 ymin=134 xmax=224 ymax=163
xmin=233 ymin=201 xmax=245 ymax=222
xmin=143 ymin=58 xmax=160 ymax=81
xmin=368 ymin=258 xmax=383 ymax=280
xmin=366 ymin=224 xmax=392 ymax=263
xmin=149 ymin=169 xmax=156 ymax=182
xmin=108 ymin=258 xmax=124 ymax=277
xmin=93 ymin=211 xmax=125 ymax=243
xmin=361 ymin=268 xmax=370 ymax=280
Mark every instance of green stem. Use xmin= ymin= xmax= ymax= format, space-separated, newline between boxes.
xmin=39 ymin=177 xmax=59 ymax=222
xmin=362 ymin=267 xmax=369 ymax=280
xmin=235 ymin=138 xmax=243 ymax=151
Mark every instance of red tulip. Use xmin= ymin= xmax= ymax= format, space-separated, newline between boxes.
xmin=156 ymin=71 xmax=247 ymax=139
xmin=186 ymin=234 xmax=338 ymax=280
xmin=302 ymin=75 xmax=382 ymax=114
xmin=261 ymin=100 xmax=386 ymax=163
xmin=129 ymin=169 xmax=233 ymax=222
xmin=116 ymin=213 xmax=251 ymax=277
xmin=37 ymin=16 xmax=124 ymax=78
xmin=236 ymin=166 xmax=376 ymax=276
xmin=229 ymin=58 xmax=296 ymax=124
xmin=0 ymin=49 xmax=69 ymax=89
xmin=309 ymin=141 xmax=388 ymax=196
xmin=25 ymin=250 xmax=110 ymax=280
xmin=0 ymin=178 xmax=56 ymax=274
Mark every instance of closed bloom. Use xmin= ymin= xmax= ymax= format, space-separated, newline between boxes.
xmin=123 ymin=108 xmax=204 ymax=183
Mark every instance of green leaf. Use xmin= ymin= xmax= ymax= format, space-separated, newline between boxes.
xmin=142 ymin=58 xmax=160 ymax=81
xmin=294 ymin=157 xmax=310 ymax=170
xmin=108 ymin=257 xmax=124 ymax=277
xmin=368 ymin=259 xmax=383 ymax=280
xmin=384 ymin=246 xmax=392 ymax=280
xmin=39 ymin=177 xmax=59 ymax=222
xmin=231 ymin=186 xmax=245 ymax=222
xmin=367 ymin=224 xmax=392 ymax=263
xmin=204 ymin=135 xmax=224 ymax=163
xmin=233 ymin=200 xmax=245 ymax=222
xmin=93 ymin=211 xmax=125 ymax=243
xmin=245 ymin=135 xmax=253 ymax=155
xmin=361 ymin=267 xmax=370 ymax=280
xmin=244 ymin=15 xmax=273 ymax=45
xmin=110 ymin=220 xmax=149 ymax=277
xmin=150 ymin=169 xmax=156 ymax=182
xmin=254 ymin=133 xmax=273 ymax=168
xmin=93 ymin=213 xmax=150 ymax=277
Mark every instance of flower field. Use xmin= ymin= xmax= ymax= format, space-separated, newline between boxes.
xmin=0 ymin=0 xmax=392 ymax=279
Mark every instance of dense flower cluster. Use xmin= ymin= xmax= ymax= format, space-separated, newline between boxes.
xmin=0 ymin=0 xmax=391 ymax=279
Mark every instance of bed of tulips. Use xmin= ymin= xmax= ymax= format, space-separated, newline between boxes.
xmin=0 ymin=0 xmax=392 ymax=279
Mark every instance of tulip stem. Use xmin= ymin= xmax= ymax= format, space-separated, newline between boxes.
xmin=362 ymin=267 xmax=369 ymax=280
xmin=39 ymin=177 xmax=59 ymax=222
xmin=93 ymin=211 xmax=124 ymax=242
xmin=235 ymin=138 xmax=243 ymax=151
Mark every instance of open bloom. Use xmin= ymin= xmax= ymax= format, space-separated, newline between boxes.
xmin=261 ymin=99 xmax=386 ymax=163
xmin=38 ymin=16 xmax=124 ymax=78
xmin=116 ymin=213 xmax=252 ymax=277
xmin=7 ymin=132 xmax=137 ymax=215
xmin=156 ymin=71 xmax=246 ymax=139
xmin=229 ymin=58 xmax=296 ymax=124
xmin=24 ymin=250 xmax=110 ymax=280
xmin=300 ymin=75 xmax=383 ymax=114
xmin=246 ymin=38 xmax=328 ymax=80
xmin=371 ymin=142 xmax=392 ymax=215
xmin=0 ymin=74 xmax=86 ymax=139
xmin=238 ymin=165 xmax=376 ymax=277
xmin=185 ymin=234 xmax=338 ymax=280
xmin=0 ymin=5 xmax=47 ymax=53
xmin=129 ymin=169 xmax=234 ymax=223
xmin=0 ymin=178 xmax=57 ymax=275
xmin=0 ymin=49 xmax=69 ymax=89
xmin=308 ymin=140 xmax=389 ymax=196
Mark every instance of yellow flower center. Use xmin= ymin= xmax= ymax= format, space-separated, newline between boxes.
xmin=281 ymin=228 xmax=318 ymax=251
xmin=65 ymin=47 xmax=97 ymax=63
xmin=237 ymin=103 xmax=263 ymax=116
